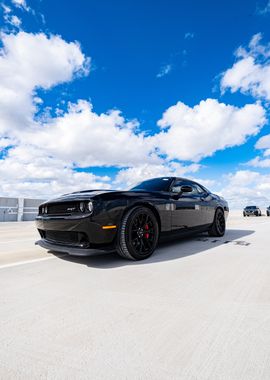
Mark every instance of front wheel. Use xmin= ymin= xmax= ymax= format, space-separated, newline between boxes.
xmin=116 ymin=207 xmax=159 ymax=260
xmin=208 ymin=209 xmax=226 ymax=237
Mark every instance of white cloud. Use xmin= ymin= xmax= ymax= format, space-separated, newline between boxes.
xmin=155 ymin=98 xmax=266 ymax=162
xmin=0 ymin=31 xmax=90 ymax=136
xmin=31 ymin=96 xmax=265 ymax=186
xmin=221 ymin=34 xmax=270 ymax=173
xmin=0 ymin=31 xmax=159 ymax=197
xmin=246 ymin=156 xmax=270 ymax=168
xmin=1 ymin=3 xmax=11 ymax=13
xmin=221 ymin=33 xmax=270 ymax=100
xmin=0 ymin=144 xmax=111 ymax=198
xmin=243 ymin=133 xmax=270 ymax=168
xmin=4 ymin=14 xmax=22 ymax=28
xmin=0 ymin=31 xmax=96 ymax=197
xmin=0 ymin=137 xmax=14 ymax=150
xmin=114 ymin=162 xmax=200 ymax=189
xmin=11 ymin=0 xmax=30 ymax=12
xmin=256 ymin=133 xmax=270 ymax=150
xmin=220 ymin=170 xmax=270 ymax=209
xmin=156 ymin=64 xmax=172 ymax=78
xmin=30 ymin=99 xmax=158 ymax=168
xmin=0 ymin=30 xmax=268 ymax=201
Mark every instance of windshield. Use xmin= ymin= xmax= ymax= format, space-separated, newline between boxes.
xmin=246 ymin=206 xmax=256 ymax=209
xmin=130 ymin=177 xmax=173 ymax=192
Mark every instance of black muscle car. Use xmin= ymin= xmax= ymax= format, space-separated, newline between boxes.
xmin=35 ymin=177 xmax=229 ymax=260
xmin=243 ymin=205 xmax=261 ymax=217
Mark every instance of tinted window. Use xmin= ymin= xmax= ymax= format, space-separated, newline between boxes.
xmin=171 ymin=181 xmax=203 ymax=195
xmin=246 ymin=206 xmax=256 ymax=210
xmin=130 ymin=178 xmax=173 ymax=192
xmin=193 ymin=184 xmax=205 ymax=194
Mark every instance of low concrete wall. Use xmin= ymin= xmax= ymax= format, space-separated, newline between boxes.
xmin=0 ymin=197 xmax=46 ymax=222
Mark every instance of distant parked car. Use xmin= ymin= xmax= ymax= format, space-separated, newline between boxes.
xmin=267 ymin=206 xmax=270 ymax=217
xmin=243 ymin=206 xmax=261 ymax=217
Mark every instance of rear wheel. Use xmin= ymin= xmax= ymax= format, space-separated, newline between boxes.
xmin=116 ymin=207 xmax=159 ymax=260
xmin=208 ymin=209 xmax=226 ymax=237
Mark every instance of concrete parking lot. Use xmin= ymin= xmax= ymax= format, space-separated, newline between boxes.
xmin=0 ymin=212 xmax=270 ymax=379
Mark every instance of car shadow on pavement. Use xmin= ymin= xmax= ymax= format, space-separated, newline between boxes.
xmin=50 ymin=228 xmax=254 ymax=269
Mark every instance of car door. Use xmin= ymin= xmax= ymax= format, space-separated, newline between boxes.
xmin=194 ymin=184 xmax=216 ymax=225
xmin=170 ymin=180 xmax=208 ymax=230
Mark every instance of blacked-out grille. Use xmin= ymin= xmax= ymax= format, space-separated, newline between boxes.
xmin=41 ymin=230 xmax=89 ymax=247
xmin=47 ymin=202 xmax=79 ymax=215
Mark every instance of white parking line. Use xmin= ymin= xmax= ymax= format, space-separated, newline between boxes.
xmin=0 ymin=255 xmax=67 ymax=270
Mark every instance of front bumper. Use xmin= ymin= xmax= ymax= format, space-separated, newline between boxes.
xmin=35 ymin=239 xmax=114 ymax=256
xmin=35 ymin=214 xmax=117 ymax=255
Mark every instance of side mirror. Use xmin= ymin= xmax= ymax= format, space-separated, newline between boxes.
xmin=180 ymin=185 xmax=193 ymax=193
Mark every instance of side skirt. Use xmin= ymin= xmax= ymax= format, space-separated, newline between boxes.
xmin=159 ymin=224 xmax=212 ymax=243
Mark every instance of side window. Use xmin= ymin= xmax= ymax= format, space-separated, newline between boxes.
xmin=171 ymin=181 xmax=201 ymax=195
xmin=193 ymin=184 xmax=205 ymax=194
xmin=171 ymin=181 xmax=183 ymax=193
xmin=186 ymin=183 xmax=200 ymax=195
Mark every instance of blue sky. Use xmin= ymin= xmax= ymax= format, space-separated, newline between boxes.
xmin=0 ymin=0 xmax=270 ymax=207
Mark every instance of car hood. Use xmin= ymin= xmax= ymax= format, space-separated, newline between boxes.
xmin=41 ymin=189 xmax=167 ymax=205
xmin=43 ymin=190 xmax=118 ymax=204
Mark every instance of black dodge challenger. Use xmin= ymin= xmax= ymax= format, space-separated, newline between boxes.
xmin=35 ymin=177 xmax=229 ymax=260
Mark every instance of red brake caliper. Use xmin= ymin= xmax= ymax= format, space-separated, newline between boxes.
xmin=144 ymin=224 xmax=149 ymax=239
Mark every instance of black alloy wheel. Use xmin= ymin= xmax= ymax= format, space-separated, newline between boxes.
xmin=116 ymin=207 xmax=159 ymax=260
xmin=208 ymin=208 xmax=226 ymax=237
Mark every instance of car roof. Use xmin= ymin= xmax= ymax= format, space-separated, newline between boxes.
xmin=144 ymin=177 xmax=204 ymax=187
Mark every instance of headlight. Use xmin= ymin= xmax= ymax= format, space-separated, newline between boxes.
xmin=79 ymin=202 xmax=85 ymax=212
xmin=87 ymin=201 xmax=93 ymax=213
xmin=44 ymin=206 xmax=48 ymax=214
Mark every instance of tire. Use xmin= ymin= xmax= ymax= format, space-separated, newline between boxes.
xmin=116 ymin=206 xmax=159 ymax=260
xmin=267 ymin=212 xmax=270 ymax=217
xmin=208 ymin=208 xmax=226 ymax=237
xmin=243 ymin=213 xmax=246 ymax=217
